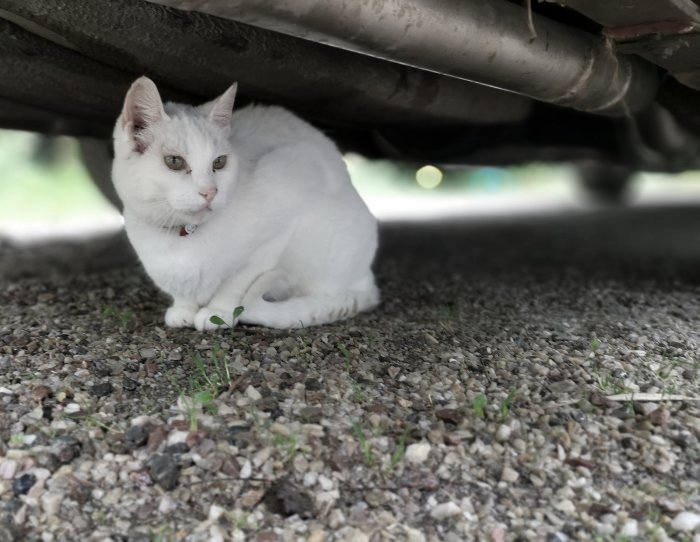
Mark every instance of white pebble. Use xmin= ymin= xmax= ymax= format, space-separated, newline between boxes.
xmin=41 ymin=492 xmax=62 ymax=516
xmin=620 ymin=519 xmax=638 ymax=537
xmin=240 ymin=460 xmax=252 ymax=479
xmin=245 ymin=385 xmax=262 ymax=401
xmin=344 ymin=529 xmax=369 ymax=542
xmin=430 ymin=501 xmax=462 ymax=519
xmin=303 ymin=471 xmax=318 ymax=487
xmin=495 ymin=424 xmax=511 ymax=442
xmin=318 ymin=474 xmax=334 ymax=491
xmin=671 ymin=511 xmax=700 ymax=532
xmin=166 ymin=431 xmax=189 ymax=446
xmin=405 ymin=442 xmax=431 ymax=463
xmin=158 ymin=495 xmax=177 ymax=514
xmin=501 ymin=467 xmax=519 ymax=483
xmin=0 ymin=459 xmax=17 ymax=479
xmin=208 ymin=504 xmax=225 ymax=521
xmin=63 ymin=403 xmax=80 ymax=414
xmin=33 ymin=468 xmax=51 ymax=481
xmin=554 ymin=499 xmax=576 ymax=515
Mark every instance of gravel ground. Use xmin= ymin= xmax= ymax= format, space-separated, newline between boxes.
xmin=1 ymin=205 xmax=700 ymax=542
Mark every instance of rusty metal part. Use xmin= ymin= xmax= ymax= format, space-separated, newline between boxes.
xmin=0 ymin=0 xmax=532 ymax=130
xmin=558 ymin=0 xmax=700 ymax=28
xmin=148 ymin=0 xmax=660 ymax=115
xmin=559 ymin=0 xmax=700 ymax=91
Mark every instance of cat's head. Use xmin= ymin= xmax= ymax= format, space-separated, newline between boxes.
xmin=112 ymin=76 xmax=238 ymax=228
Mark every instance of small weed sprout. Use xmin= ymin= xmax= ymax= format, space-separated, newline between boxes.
xmin=590 ymin=337 xmax=601 ymax=354
xmin=499 ymin=390 xmax=518 ymax=420
xmin=272 ymin=433 xmax=298 ymax=462
xmin=209 ymin=306 xmax=245 ymax=328
xmin=193 ymin=351 xmax=232 ymax=395
xmin=352 ymin=422 xmax=375 ymax=467
xmin=181 ymin=389 xmax=216 ymax=431
xmin=102 ymin=305 xmax=134 ymax=331
xmin=472 ymin=393 xmax=487 ymax=419
xmin=337 ymin=342 xmax=351 ymax=370
xmin=351 ymin=381 xmax=366 ymax=403
xmin=389 ymin=428 xmax=410 ymax=470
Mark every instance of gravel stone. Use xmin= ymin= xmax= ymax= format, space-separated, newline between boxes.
xmin=671 ymin=511 xmax=700 ymax=532
xmin=11 ymin=473 xmax=36 ymax=496
xmin=91 ymin=382 xmax=114 ymax=397
xmin=430 ymin=502 xmax=462 ymax=519
xmin=125 ymin=425 xmax=150 ymax=448
xmin=405 ymin=442 xmax=431 ymax=463
xmin=2 ymin=217 xmax=700 ymax=540
xmin=148 ymin=454 xmax=179 ymax=490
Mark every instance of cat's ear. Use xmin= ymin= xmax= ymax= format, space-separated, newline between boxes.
xmin=202 ymin=83 xmax=237 ymax=131
xmin=119 ymin=76 xmax=169 ymax=153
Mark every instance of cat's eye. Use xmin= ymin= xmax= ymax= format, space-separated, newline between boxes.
xmin=164 ymin=155 xmax=186 ymax=171
xmin=212 ymin=155 xmax=227 ymax=171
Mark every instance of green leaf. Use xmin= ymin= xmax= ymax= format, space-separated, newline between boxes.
xmin=209 ymin=315 xmax=226 ymax=326
xmin=194 ymin=390 xmax=214 ymax=405
xmin=233 ymin=306 xmax=245 ymax=318
xmin=473 ymin=393 xmax=487 ymax=419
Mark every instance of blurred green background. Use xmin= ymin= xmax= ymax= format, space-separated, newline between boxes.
xmin=2 ymin=128 xmax=700 ymax=237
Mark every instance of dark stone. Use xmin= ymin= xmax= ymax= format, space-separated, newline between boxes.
xmin=93 ymin=360 xmax=113 ymax=377
xmin=401 ymin=470 xmax=440 ymax=491
xmin=257 ymin=397 xmax=280 ymax=418
xmin=434 ymin=408 xmax=464 ymax=425
xmin=610 ymin=406 xmax=634 ymax=420
xmin=107 ymin=433 xmax=130 ymax=454
xmin=620 ymin=436 xmax=635 ymax=449
xmin=225 ymin=425 xmax=252 ymax=448
xmin=148 ymin=454 xmax=179 ymax=491
xmin=164 ymin=442 xmax=189 ymax=455
xmin=12 ymin=473 xmax=36 ymax=496
xmin=91 ymin=382 xmax=114 ymax=397
xmin=125 ymin=425 xmax=149 ymax=448
xmin=122 ymin=376 xmax=139 ymax=391
xmin=299 ymin=406 xmax=322 ymax=424
xmin=263 ymin=478 xmax=314 ymax=519
xmin=34 ymin=452 xmax=60 ymax=472
xmin=54 ymin=435 xmax=82 ymax=464
xmin=304 ymin=378 xmax=321 ymax=391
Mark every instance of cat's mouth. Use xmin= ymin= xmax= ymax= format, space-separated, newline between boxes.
xmin=178 ymin=204 xmax=213 ymax=224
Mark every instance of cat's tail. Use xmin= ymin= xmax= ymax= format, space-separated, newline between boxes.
xmin=240 ymin=275 xmax=379 ymax=329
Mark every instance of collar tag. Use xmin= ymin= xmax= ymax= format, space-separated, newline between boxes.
xmin=179 ymin=224 xmax=197 ymax=236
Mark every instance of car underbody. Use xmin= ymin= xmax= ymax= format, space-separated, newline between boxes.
xmin=1 ymin=0 xmax=700 ymax=182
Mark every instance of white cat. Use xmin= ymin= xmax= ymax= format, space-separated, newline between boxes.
xmin=111 ymin=77 xmax=379 ymax=330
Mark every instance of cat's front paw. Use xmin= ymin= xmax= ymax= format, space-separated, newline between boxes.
xmin=165 ymin=306 xmax=197 ymax=328
xmin=194 ymin=307 xmax=236 ymax=331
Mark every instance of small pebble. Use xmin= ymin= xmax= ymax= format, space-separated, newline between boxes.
xmin=671 ymin=511 xmax=700 ymax=532
xmin=495 ymin=424 xmax=511 ymax=442
xmin=148 ymin=454 xmax=179 ymax=490
xmin=91 ymin=382 xmax=114 ymax=397
xmin=405 ymin=442 xmax=431 ymax=463
xmin=12 ymin=473 xmax=36 ymax=496
xmin=430 ymin=502 xmax=462 ymax=519
xmin=501 ymin=467 xmax=519 ymax=483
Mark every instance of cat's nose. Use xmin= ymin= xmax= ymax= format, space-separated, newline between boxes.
xmin=199 ymin=187 xmax=218 ymax=203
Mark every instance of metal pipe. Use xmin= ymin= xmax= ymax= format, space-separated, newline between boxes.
xmin=149 ymin=0 xmax=659 ymax=115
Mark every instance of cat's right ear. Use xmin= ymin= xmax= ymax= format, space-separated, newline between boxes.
xmin=119 ymin=77 xmax=169 ymax=153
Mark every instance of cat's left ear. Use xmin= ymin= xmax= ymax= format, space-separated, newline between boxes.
xmin=202 ymin=83 xmax=237 ymax=131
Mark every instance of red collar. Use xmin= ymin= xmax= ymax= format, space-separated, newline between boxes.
xmin=178 ymin=224 xmax=197 ymax=236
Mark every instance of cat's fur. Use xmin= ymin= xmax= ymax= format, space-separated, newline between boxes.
xmin=112 ymin=77 xmax=379 ymax=330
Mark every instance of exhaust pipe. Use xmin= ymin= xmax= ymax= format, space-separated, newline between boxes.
xmin=150 ymin=0 xmax=658 ymax=116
